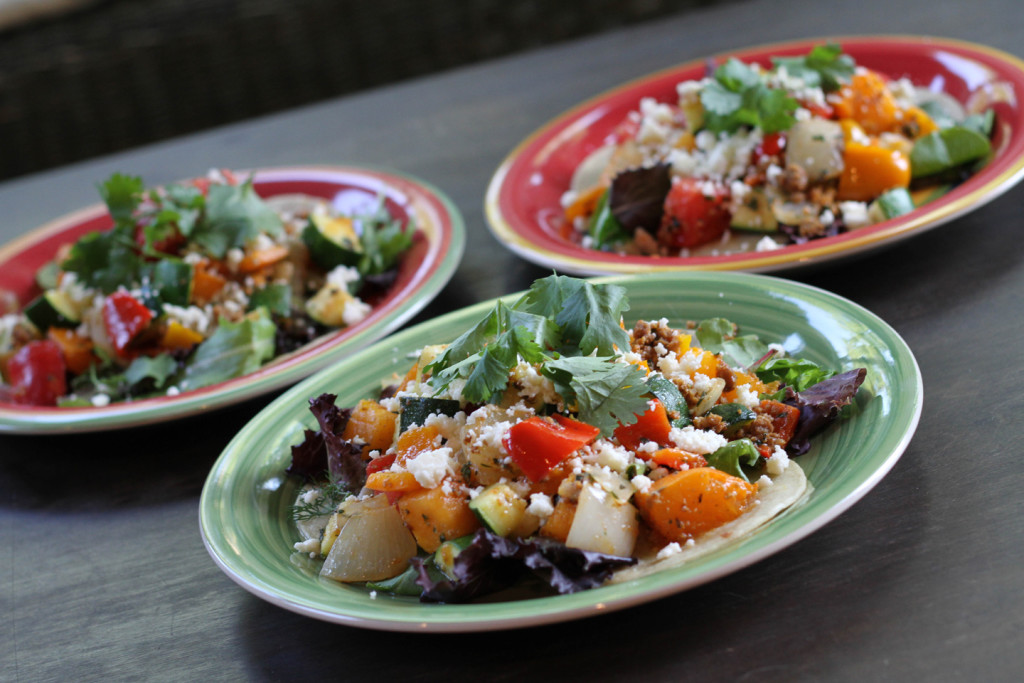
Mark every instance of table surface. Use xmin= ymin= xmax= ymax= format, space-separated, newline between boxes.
xmin=3 ymin=0 xmax=1023 ymax=680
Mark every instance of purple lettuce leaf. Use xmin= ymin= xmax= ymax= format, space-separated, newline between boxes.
xmin=284 ymin=393 xmax=366 ymax=492
xmin=784 ymin=368 xmax=866 ymax=455
xmin=415 ymin=529 xmax=636 ymax=603
xmin=608 ymin=163 xmax=672 ymax=233
xmin=286 ymin=429 xmax=328 ymax=480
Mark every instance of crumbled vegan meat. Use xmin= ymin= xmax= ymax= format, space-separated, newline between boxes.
xmin=631 ymin=319 xmax=681 ymax=367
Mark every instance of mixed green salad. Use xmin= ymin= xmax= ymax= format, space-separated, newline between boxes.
xmin=0 ymin=169 xmax=414 ymax=407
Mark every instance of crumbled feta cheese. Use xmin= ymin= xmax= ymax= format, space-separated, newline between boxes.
xmin=755 ymin=235 xmax=782 ymax=252
xmin=631 ymin=474 xmax=653 ymax=493
xmin=669 ymin=425 xmax=728 ymax=455
xmin=300 ymin=488 xmax=321 ymax=505
xmin=527 ymin=493 xmax=555 ymax=518
xmin=510 ymin=361 xmax=561 ymax=405
xmin=656 ymin=542 xmax=682 ymax=560
xmin=766 ymin=445 xmax=790 ymax=475
xmin=341 ymin=297 xmax=372 ymax=327
xmin=840 ymin=201 xmax=872 ymax=229
xmin=326 ymin=265 xmax=362 ymax=289
xmin=757 ymin=474 xmax=773 ymax=488
xmin=405 ymin=447 xmax=454 ymax=488
xmin=293 ymin=538 xmax=320 ymax=555
xmin=91 ymin=393 xmax=111 ymax=407
xmin=736 ymin=384 xmax=761 ymax=409
xmin=593 ymin=440 xmax=632 ymax=473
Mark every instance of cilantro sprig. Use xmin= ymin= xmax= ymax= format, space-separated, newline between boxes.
xmin=426 ymin=275 xmax=644 ymax=435
xmin=701 ymin=43 xmax=854 ymax=135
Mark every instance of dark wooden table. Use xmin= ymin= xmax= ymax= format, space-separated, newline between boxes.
xmin=3 ymin=0 xmax=1023 ymax=680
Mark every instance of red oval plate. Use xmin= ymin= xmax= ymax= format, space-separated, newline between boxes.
xmin=485 ymin=35 xmax=1024 ymax=275
xmin=0 ymin=166 xmax=465 ymax=433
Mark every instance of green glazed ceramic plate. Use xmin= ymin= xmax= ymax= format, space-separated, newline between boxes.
xmin=200 ymin=272 xmax=922 ymax=632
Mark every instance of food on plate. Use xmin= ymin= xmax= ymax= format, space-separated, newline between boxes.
xmin=563 ymin=43 xmax=996 ymax=255
xmin=285 ymin=275 xmax=865 ymax=602
xmin=0 ymin=169 xmax=415 ymax=407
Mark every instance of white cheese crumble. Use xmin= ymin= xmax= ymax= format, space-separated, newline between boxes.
xmin=669 ymin=425 xmax=728 ymax=455
xmin=527 ymin=493 xmax=555 ymax=518
xmin=755 ymin=235 xmax=782 ymax=252
xmin=656 ymin=542 xmax=683 ymax=560
xmin=593 ymin=440 xmax=633 ymax=473
xmin=293 ymin=538 xmax=320 ymax=555
xmin=341 ymin=297 xmax=372 ymax=327
xmin=631 ymin=474 xmax=653 ymax=493
xmin=766 ymin=445 xmax=790 ymax=475
xmin=405 ymin=446 xmax=454 ymax=488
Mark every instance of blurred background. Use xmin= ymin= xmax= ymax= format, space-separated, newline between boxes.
xmin=0 ymin=0 xmax=731 ymax=182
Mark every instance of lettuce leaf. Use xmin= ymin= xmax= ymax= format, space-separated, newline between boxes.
xmin=175 ymin=309 xmax=276 ymax=391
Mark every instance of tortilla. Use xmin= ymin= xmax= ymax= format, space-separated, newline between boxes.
xmin=610 ymin=460 xmax=810 ymax=583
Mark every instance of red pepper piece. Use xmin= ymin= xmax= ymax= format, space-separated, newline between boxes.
xmin=759 ymin=399 xmax=801 ymax=447
xmin=365 ymin=453 xmax=397 ymax=476
xmin=3 ymin=340 xmax=68 ymax=406
xmin=102 ymin=291 xmax=154 ymax=355
xmin=614 ymin=399 xmax=672 ymax=452
xmin=657 ymin=176 xmax=732 ymax=249
xmin=503 ymin=414 xmax=600 ymax=482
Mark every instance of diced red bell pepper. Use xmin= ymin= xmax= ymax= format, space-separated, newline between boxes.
xmin=759 ymin=399 xmax=801 ymax=447
xmin=614 ymin=399 xmax=672 ymax=452
xmin=102 ymin=291 xmax=153 ymax=355
xmin=3 ymin=340 xmax=67 ymax=406
xmin=365 ymin=453 xmax=397 ymax=476
xmin=753 ymin=131 xmax=786 ymax=163
xmin=657 ymin=177 xmax=732 ymax=249
xmin=503 ymin=414 xmax=600 ymax=482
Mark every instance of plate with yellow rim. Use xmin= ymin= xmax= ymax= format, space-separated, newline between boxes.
xmin=199 ymin=271 xmax=922 ymax=632
xmin=0 ymin=165 xmax=464 ymax=433
xmin=484 ymin=35 xmax=1024 ymax=275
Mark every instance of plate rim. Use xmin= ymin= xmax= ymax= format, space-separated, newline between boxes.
xmin=199 ymin=270 xmax=923 ymax=632
xmin=484 ymin=34 xmax=1024 ymax=275
xmin=0 ymin=164 xmax=466 ymax=434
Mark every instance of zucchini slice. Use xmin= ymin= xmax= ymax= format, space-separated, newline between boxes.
xmin=302 ymin=212 xmax=362 ymax=270
xmin=23 ymin=290 xmax=80 ymax=330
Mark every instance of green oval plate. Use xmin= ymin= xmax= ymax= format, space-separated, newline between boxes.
xmin=199 ymin=272 xmax=922 ymax=632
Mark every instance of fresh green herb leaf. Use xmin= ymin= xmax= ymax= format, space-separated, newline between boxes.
xmin=98 ymin=173 xmax=144 ymax=224
xmin=756 ymin=357 xmax=835 ymax=397
xmin=176 ymin=309 xmax=276 ymax=391
xmin=701 ymin=58 xmax=799 ymax=135
xmin=772 ymin=43 xmax=855 ymax=92
xmin=290 ymin=481 xmax=351 ymax=521
xmin=910 ymin=125 xmax=992 ymax=178
xmin=248 ymin=282 xmax=293 ymax=316
xmin=587 ymin=189 xmax=630 ymax=248
xmin=555 ymin=281 xmax=631 ymax=357
xmin=705 ymin=438 xmax=763 ymax=482
xmin=357 ymin=200 xmax=413 ymax=277
xmin=694 ymin=317 xmax=769 ymax=369
xmin=543 ymin=356 xmax=648 ymax=436
xmin=123 ymin=353 xmax=178 ymax=390
xmin=194 ymin=179 xmax=284 ymax=258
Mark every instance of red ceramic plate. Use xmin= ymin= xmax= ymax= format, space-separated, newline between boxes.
xmin=0 ymin=166 xmax=465 ymax=433
xmin=485 ymin=35 xmax=1024 ymax=275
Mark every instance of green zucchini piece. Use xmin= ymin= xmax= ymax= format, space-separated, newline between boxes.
xmin=870 ymin=188 xmax=916 ymax=221
xmin=398 ymin=396 xmax=461 ymax=432
xmin=645 ymin=374 xmax=691 ymax=428
xmin=301 ymin=213 xmax=362 ymax=270
xmin=432 ymin=534 xmax=475 ymax=579
xmin=730 ymin=187 xmax=778 ymax=233
xmin=468 ymin=483 xmax=526 ymax=537
xmin=707 ymin=402 xmax=756 ymax=437
xmin=23 ymin=290 xmax=80 ymax=330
